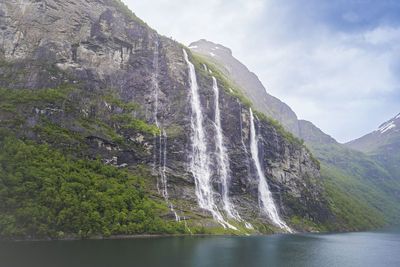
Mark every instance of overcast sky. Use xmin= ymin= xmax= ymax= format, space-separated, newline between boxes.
xmin=123 ymin=0 xmax=400 ymax=143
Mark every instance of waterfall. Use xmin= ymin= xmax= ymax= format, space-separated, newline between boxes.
xmin=249 ymin=109 xmax=291 ymax=232
xmin=160 ymin=130 xmax=180 ymax=222
xmin=151 ymin=38 xmax=180 ymax=222
xmin=183 ymin=216 xmax=192 ymax=234
xmin=152 ymin=38 xmax=161 ymax=192
xmin=183 ymin=49 xmax=237 ymax=230
xmin=239 ymin=103 xmax=252 ymax=174
xmin=238 ymin=104 xmax=254 ymax=230
xmin=212 ymin=77 xmax=240 ymax=220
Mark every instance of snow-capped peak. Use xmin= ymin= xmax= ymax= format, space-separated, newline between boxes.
xmin=377 ymin=113 xmax=399 ymax=134
xmin=379 ymin=121 xmax=396 ymax=133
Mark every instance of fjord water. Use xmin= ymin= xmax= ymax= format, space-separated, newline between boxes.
xmin=2 ymin=226 xmax=400 ymax=267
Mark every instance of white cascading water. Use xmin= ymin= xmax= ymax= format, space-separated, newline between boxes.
xmin=249 ymin=109 xmax=292 ymax=232
xmin=151 ymin=38 xmax=180 ymax=222
xmin=238 ymin=104 xmax=254 ymax=230
xmin=151 ymin=39 xmax=161 ymax=192
xmin=211 ymin=77 xmax=240 ymax=220
xmin=160 ymin=130 xmax=180 ymax=222
xmin=183 ymin=216 xmax=192 ymax=234
xmin=183 ymin=49 xmax=237 ymax=230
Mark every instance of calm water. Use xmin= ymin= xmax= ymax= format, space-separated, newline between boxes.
xmin=1 ymin=226 xmax=399 ymax=267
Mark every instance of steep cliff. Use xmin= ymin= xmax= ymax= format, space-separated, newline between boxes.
xmin=0 ymin=0 xmax=335 ymax=239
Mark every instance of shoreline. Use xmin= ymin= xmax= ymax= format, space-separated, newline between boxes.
xmin=4 ymin=225 xmax=391 ymax=242
xmin=3 ymin=233 xmax=268 ymax=242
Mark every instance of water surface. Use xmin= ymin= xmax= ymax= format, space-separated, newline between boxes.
xmin=1 ymin=226 xmax=399 ymax=267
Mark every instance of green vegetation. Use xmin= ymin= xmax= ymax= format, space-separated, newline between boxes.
xmin=290 ymin=216 xmax=322 ymax=231
xmin=321 ymin=164 xmax=386 ymax=230
xmin=253 ymin=110 xmax=304 ymax=147
xmin=34 ymin=120 xmax=85 ymax=144
xmin=0 ymin=128 xmax=187 ymax=240
xmin=104 ymin=93 xmax=141 ymax=112
xmin=0 ymin=87 xmax=69 ymax=104
xmin=308 ymin=142 xmax=400 ymax=229
xmin=112 ymin=114 xmax=159 ymax=135
xmin=369 ymin=136 xmax=400 ymax=182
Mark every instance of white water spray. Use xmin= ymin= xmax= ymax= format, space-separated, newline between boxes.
xmin=183 ymin=49 xmax=237 ymax=230
xmin=249 ymin=109 xmax=291 ymax=232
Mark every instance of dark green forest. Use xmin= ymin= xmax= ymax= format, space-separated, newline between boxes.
xmin=0 ymin=128 xmax=189 ymax=239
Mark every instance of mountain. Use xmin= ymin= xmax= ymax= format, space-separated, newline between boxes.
xmin=0 ymin=0 xmax=338 ymax=239
xmin=190 ymin=39 xmax=400 ymax=228
xmin=346 ymin=113 xmax=400 ymax=180
xmin=346 ymin=113 xmax=400 ymax=153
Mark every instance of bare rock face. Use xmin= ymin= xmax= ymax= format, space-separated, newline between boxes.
xmin=0 ymin=0 xmax=335 ymax=233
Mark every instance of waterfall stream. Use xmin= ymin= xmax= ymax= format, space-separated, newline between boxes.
xmin=152 ymin=39 xmax=160 ymax=192
xmin=238 ymin=104 xmax=254 ymax=230
xmin=249 ymin=109 xmax=292 ymax=232
xmin=183 ymin=49 xmax=237 ymax=230
xmin=151 ymin=38 xmax=179 ymax=222
xmin=160 ymin=130 xmax=180 ymax=222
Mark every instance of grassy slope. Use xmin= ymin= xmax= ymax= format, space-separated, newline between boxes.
xmin=309 ymin=143 xmax=400 ymax=229
xmin=369 ymin=136 xmax=400 ymax=180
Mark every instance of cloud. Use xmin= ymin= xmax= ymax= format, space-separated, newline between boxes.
xmin=123 ymin=0 xmax=400 ymax=143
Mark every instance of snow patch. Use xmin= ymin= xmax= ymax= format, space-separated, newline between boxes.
xmin=210 ymin=52 xmax=215 ymax=57
xmin=189 ymin=45 xmax=198 ymax=49
xmin=395 ymin=113 xmax=400 ymax=120
xmin=379 ymin=121 xmax=396 ymax=133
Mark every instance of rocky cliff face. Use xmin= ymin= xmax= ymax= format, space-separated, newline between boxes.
xmin=0 ymin=0 xmax=334 ymax=235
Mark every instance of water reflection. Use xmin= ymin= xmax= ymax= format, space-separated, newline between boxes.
xmin=1 ymin=226 xmax=399 ymax=267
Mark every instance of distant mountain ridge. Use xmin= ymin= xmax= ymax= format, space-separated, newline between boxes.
xmin=346 ymin=113 xmax=400 ymax=181
xmin=346 ymin=113 xmax=400 ymax=153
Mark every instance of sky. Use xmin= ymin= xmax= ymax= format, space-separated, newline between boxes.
xmin=123 ymin=0 xmax=400 ymax=143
